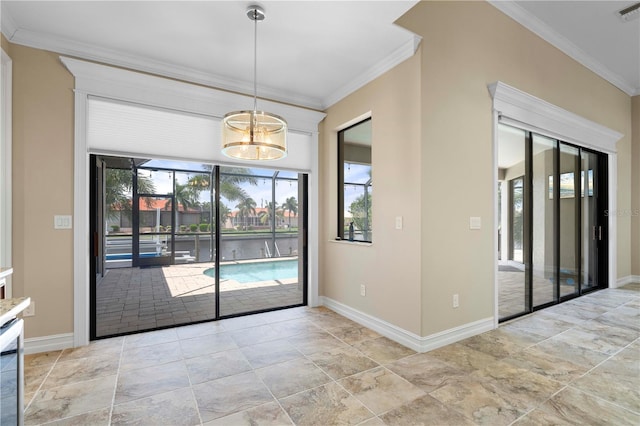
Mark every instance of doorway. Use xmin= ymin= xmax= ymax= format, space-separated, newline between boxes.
xmin=90 ymin=155 xmax=307 ymax=339
xmin=497 ymin=124 xmax=609 ymax=321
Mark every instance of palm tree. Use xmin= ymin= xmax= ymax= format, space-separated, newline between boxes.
xmin=236 ymin=197 xmax=257 ymax=230
xmin=259 ymin=202 xmax=283 ymax=228
xmin=105 ymin=168 xmax=155 ymax=222
xmin=196 ymin=166 xmax=258 ymax=203
xmin=282 ymin=196 xmax=298 ymax=229
xmin=165 ymin=183 xmax=199 ymax=230
xmin=218 ymin=203 xmax=232 ymax=228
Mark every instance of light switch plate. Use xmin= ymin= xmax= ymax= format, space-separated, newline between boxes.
xmin=469 ymin=216 xmax=481 ymax=230
xmin=395 ymin=216 xmax=403 ymax=230
xmin=54 ymin=215 xmax=73 ymax=229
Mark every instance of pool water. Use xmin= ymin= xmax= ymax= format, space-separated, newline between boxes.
xmin=204 ymin=259 xmax=298 ymax=283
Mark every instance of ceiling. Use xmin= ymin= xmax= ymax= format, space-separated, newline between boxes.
xmin=1 ymin=1 xmax=638 ymax=111
xmin=490 ymin=1 xmax=639 ymax=96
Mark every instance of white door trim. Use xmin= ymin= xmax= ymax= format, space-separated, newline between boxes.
xmin=1 ymin=49 xmax=13 ymax=297
xmin=63 ymin=56 xmax=325 ymax=346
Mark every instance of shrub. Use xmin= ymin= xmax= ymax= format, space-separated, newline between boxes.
xmin=110 ymin=225 xmax=120 ymax=232
xmin=180 ymin=225 xmax=187 ymax=232
xmin=199 ymin=223 xmax=209 ymax=232
xmin=189 ymin=224 xmax=198 ymax=232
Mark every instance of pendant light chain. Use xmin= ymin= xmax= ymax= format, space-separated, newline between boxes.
xmin=253 ymin=9 xmax=258 ymax=113
xmin=220 ymin=5 xmax=287 ymax=161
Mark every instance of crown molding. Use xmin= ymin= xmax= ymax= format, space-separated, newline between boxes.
xmin=4 ymin=26 xmax=326 ymax=110
xmin=2 ymin=6 xmax=422 ymax=111
xmin=488 ymin=1 xmax=637 ymax=97
xmin=321 ymin=34 xmax=421 ymax=109
xmin=488 ymin=81 xmax=624 ymax=153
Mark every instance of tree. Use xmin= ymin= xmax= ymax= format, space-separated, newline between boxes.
xmin=283 ymin=196 xmax=298 ymax=228
xmin=195 ymin=166 xmax=259 ymax=203
xmin=165 ymin=183 xmax=200 ymax=230
xmin=236 ymin=197 xmax=257 ymax=230
xmin=349 ymin=192 xmax=372 ymax=240
xmin=218 ymin=203 xmax=232 ymax=227
xmin=105 ymin=168 xmax=155 ymax=223
xmin=260 ymin=202 xmax=283 ymax=228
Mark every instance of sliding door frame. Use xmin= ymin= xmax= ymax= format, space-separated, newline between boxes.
xmin=490 ymin=81 xmax=623 ymax=328
xmin=499 ymin=127 xmax=610 ymax=323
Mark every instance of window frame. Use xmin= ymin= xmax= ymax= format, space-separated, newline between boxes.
xmin=337 ymin=118 xmax=372 ymax=243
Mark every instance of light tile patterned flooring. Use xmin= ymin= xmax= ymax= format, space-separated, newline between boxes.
xmin=96 ymin=264 xmax=302 ymax=337
xmin=25 ymin=284 xmax=639 ymax=425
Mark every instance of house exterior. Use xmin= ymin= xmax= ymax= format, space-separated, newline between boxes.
xmin=107 ymin=198 xmax=206 ymax=232
xmin=1 ymin=1 xmax=638 ymax=352
xmin=230 ymin=207 xmax=299 ymax=230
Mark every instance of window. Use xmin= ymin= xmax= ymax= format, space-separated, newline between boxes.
xmin=338 ymin=118 xmax=372 ymax=242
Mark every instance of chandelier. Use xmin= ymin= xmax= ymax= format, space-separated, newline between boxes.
xmin=221 ymin=5 xmax=287 ymax=161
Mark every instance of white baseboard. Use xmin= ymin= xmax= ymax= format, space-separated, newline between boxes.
xmin=320 ymin=296 xmax=494 ymax=353
xmin=25 ymin=333 xmax=74 ymax=355
xmin=615 ymin=275 xmax=640 ymax=288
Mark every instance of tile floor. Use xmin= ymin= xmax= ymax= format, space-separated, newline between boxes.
xmin=24 ymin=284 xmax=639 ymax=425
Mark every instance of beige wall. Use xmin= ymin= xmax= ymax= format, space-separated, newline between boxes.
xmin=319 ymin=51 xmax=422 ymax=334
xmin=632 ymin=95 xmax=640 ymax=277
xmin=4 ymin=40 xmax=75 ymax=338
xmin=395 ymin=0 xmax=630 ymax=335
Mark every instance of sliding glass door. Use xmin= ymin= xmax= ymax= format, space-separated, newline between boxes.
xmin=218 ymin=167 xmax=305 ymax=317
xmin=531 ymin=134 xmax=556 ymax=308
xmin=92 ymin=156 xmax=307 ymax=338
xmin=497 ymin=125 xmax=608 ymax=322
xmin=581 ymin=150 xmax=603 ymax=292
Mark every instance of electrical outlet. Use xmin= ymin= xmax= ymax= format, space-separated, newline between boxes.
xmin=360 ymin=284 xmax=366 ymax=296
xmin=452 ymin=294 xmax=459 ymax=308
xmin=23 ymin=301 xmax=35 ymax=317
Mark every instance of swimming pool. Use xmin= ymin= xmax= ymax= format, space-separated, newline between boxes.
xmin=204 ymin=259 xmax=298 ymax=283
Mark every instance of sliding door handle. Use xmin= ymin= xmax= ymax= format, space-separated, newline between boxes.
xmin=598 ymin=226 xmax=602 ymax=241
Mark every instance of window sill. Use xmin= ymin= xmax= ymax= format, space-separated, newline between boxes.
xmin=328 ymin=239 xmax=372 ymax=247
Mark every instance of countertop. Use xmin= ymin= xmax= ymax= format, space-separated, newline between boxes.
xmin=0 ymin=297 xmax=30 ymax=328
xmin=0 ymin=267 xmax=13 ymax=280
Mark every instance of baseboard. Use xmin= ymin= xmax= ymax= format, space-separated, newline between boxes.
xmin=25 ymin=333 xmax=74 ymax=355
xmin=615 ymin=275 xmax=640 ymax=288
xmin=320 ymin=296 xmax=494 ymax=353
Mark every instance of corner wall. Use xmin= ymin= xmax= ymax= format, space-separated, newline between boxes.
xmin=397 ymin=1 xmax=632 ymax=335
xmin=319 ymin=52 xmax=422 ymax=335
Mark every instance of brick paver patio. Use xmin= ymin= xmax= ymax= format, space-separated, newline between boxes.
xmin=96 ymin=262 xmax=303 ymax=337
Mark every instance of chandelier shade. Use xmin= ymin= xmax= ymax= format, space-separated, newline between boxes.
xmin=222 ymin=110 xmax=287 ymax=160
xmin=221 ymin=5 xmax=288 ymax=161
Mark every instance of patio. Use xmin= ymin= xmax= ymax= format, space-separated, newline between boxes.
xmin=96 ymin=263 xmax=302 ymax=337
